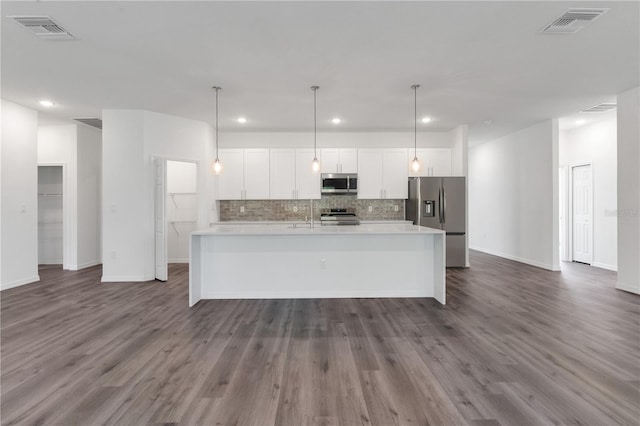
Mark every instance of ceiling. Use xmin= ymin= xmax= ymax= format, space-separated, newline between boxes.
xmin=2 ymin=1 xmax=638 ymax=144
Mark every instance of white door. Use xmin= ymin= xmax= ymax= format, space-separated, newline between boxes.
xmin=357 ymin=149 xmax=384 ymax=199
xmin=154 ymin=157 xmax=168 ymax=281
xmin=382 ymin=148 xmax=408 ymax=199
xmin=270 ymin=149 xmax=296 ymax=199
xmin=295 ymin=149 xmax=321 ymax=199
xmin=243 ymin=149 xmax=270 ymax=199
xmin=572 ymin=164 xmax=592 ymax=264
xmin=216 ymin=149 xmax=244 ymax=200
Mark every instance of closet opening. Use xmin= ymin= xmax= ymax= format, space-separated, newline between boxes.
xmin=38 ymin=165 xmax=65 ymax=268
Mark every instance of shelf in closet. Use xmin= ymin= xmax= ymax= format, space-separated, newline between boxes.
xmin=38 ymin=193 xmax=63 ymax=197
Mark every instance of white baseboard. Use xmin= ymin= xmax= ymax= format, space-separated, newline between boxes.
xmin=168 ymin=258 xmax=189 ymax=264
xmin=70 ymin=260 xmax=102 ymax=271
xmin=1 ymin=275 xmax=40 ymax=291
xmin=616 ymin=282 xmax=640 ymax=295
xmin=592 ymin=262 xmax=617 ymax=272
xmin=470 ymin=246 xmax=557 ymax=271
xmin=101 ymin=275 xmax=154 ymax=283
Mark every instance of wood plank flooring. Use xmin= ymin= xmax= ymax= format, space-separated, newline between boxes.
xmin=1 ymin=251 xmax=639 ymax=425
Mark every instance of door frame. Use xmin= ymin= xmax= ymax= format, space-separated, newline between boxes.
xmin=569 ymin=162 xmax=594 ymax=265
xmin=153 ymin=156 xmax=201 ymax=281
xmin=37 ymin=163 xmax=68 ymax=269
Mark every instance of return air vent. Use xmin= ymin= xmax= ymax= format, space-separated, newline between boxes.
xmin=581 ymin=103 xmax=617 ymax=113
xmin=9 ymin=15 xmax=75 ymax=40
xmin=540 ymin=8 xmax=609 ymax=34
xmin=74 ymin=118 xmax=102 ymax=129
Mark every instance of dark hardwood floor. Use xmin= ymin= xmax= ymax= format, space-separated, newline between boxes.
xmin=1 ymin=251 xmax=639 ymax=425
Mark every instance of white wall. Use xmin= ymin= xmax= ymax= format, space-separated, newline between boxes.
xmin=102 ymin=110 xmax=213 ymax=282
xmin=1 ymin=100 xmax=39 ymax=290
xmin=220 ymin=130 xmax=453 ymax=149
xmin=559 ymin=112 xmax=617 ymax=271
xmin=38 ymin=124 xmax=78 ymax=269
xmin=450 ymin=125 xmax=468 ymax=177
xmin=469 ymin=119 xmax=560 ymax=271
xmin=616 ymin=86 xmax=640 ymax=295
xmin=77 ymin=125 xmax=102 ymax=269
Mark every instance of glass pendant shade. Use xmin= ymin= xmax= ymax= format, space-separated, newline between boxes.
xmin=312 ymin=157 xmax=320 ymax=173
xmin=213 ymin=157 xmax=223 ymax=175
xmin=411 ymin=156 xmax=420 ymax=172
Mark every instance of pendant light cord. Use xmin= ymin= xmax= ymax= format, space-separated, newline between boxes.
xmin=412 ymin=84 xmax=419 ymax=158
xmin=312 ymin=86 xmax=319 ymax=158
xmin=213 ymin=86 xmax=221 ymax=159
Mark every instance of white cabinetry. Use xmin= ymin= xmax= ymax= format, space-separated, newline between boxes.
xmin=408 ymin=148 xmax=452 ymax=177
xmin=357 ymin=148 xmax=408 ymax=199
xmin=321 ymin=148 xmax=358 ymax=173
xmin=217 ymin=149 xmax=270 ymax=200
xmin=269 ymin=149 xmax=321 ymax=199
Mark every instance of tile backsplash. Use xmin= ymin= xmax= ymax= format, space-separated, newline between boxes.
xmin=219 ymin=195 xmax=405 ymax=222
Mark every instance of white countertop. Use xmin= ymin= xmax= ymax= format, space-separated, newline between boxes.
xmin=193 ymin=223 xmax=444 ymax=236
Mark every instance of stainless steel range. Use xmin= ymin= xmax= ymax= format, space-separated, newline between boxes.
xmin=320 ymin=208 xmax=360 ymax=226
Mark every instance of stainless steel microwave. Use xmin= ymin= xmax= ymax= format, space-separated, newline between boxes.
xmin=321 ymin=173 xmax=358 ymax=194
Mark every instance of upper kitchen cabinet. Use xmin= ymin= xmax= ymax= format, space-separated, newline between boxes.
xmin=357 ymin=148 xmax=408 ymax=199
xmin=269 ymin=148 xmax=321 ymax=200
xmin=321 ymin=148 xmax=358 ymax=173
xmin=408 ymin=148 xmax=452 ymax=177
xmin=217 ymin=149 xmax=270 ymax=200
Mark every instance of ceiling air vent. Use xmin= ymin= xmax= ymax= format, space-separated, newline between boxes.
xmin=581 ymin=103 xmax=617 ymax=113
xmin=9 ymin=15 xmax=75 ymax=40
xmin=540 ymin=8 xmax=609 ymax=34
xmin=74 ymin=118 xmax=102 ymax=129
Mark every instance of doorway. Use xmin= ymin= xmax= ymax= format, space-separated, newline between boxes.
xmin=154 ymin=158 xmax=198 ymax=281
xmin=38 ymin=165 xmax=64 ymax=266
xmin=571 ymin=164 xmax=593 ymax=264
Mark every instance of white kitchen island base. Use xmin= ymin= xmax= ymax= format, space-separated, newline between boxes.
xmin=189 ymin=224 xmax=446 ymax=306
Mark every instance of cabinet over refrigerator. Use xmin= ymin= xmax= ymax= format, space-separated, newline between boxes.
xmin=406 ymin=177 xmax=467 ymax=267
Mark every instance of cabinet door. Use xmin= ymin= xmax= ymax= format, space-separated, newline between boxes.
xmin=320 ymin=149 xmax=340 ymax=173
xmin=295 ymin=149 xmax=321 ymax=199
xmin=357 ymin=149 xmax=383 ymax=199
xmin=269 ymin=149 xmax=296 ymax=200
xmin=339 ymin=148 xmax=358 ymax=173
xmin=383 ymin=148 xmax=408 ymax=199
xmin=216 ymin=149 xmax=244 ymax=200
xmin=243 ymin=149 xmax=270 ymax=199
xmin=428 ymin=148 xmax=452 ymax=176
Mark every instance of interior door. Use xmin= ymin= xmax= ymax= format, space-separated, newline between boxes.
xmin=154 ymin=157 xmax=168 ymax=281
xmin=572 ymin=164 xmax=592 ymax=264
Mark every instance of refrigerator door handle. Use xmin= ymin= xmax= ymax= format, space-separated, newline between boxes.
xmin=438 ymin=186 xmax=443 ymax=224
xmin=442 ymin=185 xmax=446 ymax=224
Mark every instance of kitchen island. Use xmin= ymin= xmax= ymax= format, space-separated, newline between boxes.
xmin=189 ymin=223 xmax=446 ymax=306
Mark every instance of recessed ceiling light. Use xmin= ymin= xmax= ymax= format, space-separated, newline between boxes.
xmin=39 ymin=100 xmax=55 ymax=107
xmin=421 ymin=117 xmax=431 ymax=123
xmin=237 ymin=117 xmax=247 ymax=124
xmin=576 ymin=119 xmax=586 ymax=125
xmin=331 ymin=117 xmax=341 ymax=124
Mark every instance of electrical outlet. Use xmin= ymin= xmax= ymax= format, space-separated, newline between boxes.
xmin=320 ymin=258 xmax=327 ymax=269
xmin=368 ymin=206 xmax=373 ymax=213
xmin=293 ymin=206 xmax=298 ymax=213
xmin=394 ymin=205 xmax=399 ymax=212
xmin=240 ymin=206 xmax=245 ymax=213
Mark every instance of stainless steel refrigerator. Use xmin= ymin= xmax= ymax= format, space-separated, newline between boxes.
xmin=406 ymin=177 xmax=467 ymax=267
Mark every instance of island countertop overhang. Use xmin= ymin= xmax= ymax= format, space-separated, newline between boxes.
xmin=192 ymin=223 xmax=445 ymax=237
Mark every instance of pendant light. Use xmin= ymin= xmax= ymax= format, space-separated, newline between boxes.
xmin=212 ymin=86 xmax=223 ymax=175
xmin=411 ymin=84 xmax=421 ymax=173
xmin=311 ymin=85 xmax=320 ymax=173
